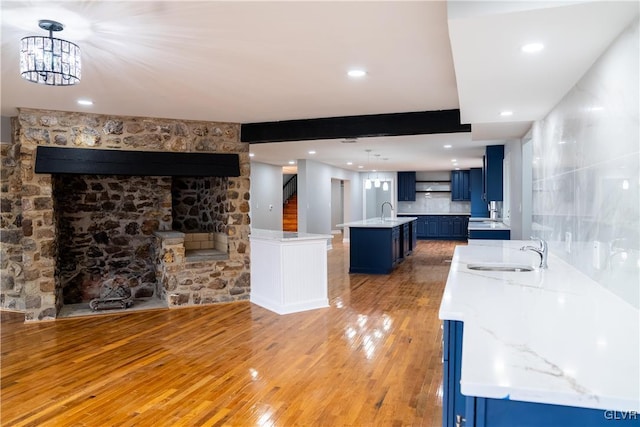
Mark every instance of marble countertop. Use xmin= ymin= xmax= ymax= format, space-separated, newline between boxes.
xmin=439 ymin=240 xmax=640 ymax=411
xmin=467 ymin=220 xmax=511 ymax=231
xmin=337 ymin=217 xmax=417 ymax=228
xmin=397 ymin=212 xmax=471 ymax=216
xmin=250 ymin=228 xmax=332 ymax=242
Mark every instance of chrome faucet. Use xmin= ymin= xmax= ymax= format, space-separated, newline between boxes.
xmin=381 ymin=202 xmax=394 ymax=221
xmin=520 ymin=238 xmax=548 ymax=269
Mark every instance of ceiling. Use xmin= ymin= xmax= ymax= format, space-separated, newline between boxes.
xmin=1 ymin=1 xmax=638 ymax=173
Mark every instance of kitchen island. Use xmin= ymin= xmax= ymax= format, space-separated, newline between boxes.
xmin=467 ymin=219 xmax=511 ymax=240
xmin=250 ymin=228 xmax=332 ymax=315
xmin=439 ymin=240 xmax=639 ymax=426
xmin=337 ymin=217 xmax=417 ymax=274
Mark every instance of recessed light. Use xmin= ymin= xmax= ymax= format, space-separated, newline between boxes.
xmin=451 ymin=159 xmax=457 ymax=162
xmin=443 ymin=144 xmax=452 ymax=149
xmin=249 ymin=153 xmax=255 ymax=157
xmin=347 ymin=69 xmax=366 ymax=78
xmin=288 ymin=160 xmax=295 ymax=165
xmin=558 ymin=140 xmax=567 ymax=145
xmin=347 ymin=161 xmax=353 ymax=165
xmin=77 ymin=99 xmax=93 ymax=106
xmin=358 ymin=165 xmax=363 ymax=169
xmin=500 ymin=111 xmax=513 ymax=117
xmin=521 ymin=43 xmax=544 ymax=53
xmin=308 ymin=150 xmax=316 ymax=154
xmin=455 ymin=167 xmax=460 ymax=170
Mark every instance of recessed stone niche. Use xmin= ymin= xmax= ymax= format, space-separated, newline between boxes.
xmin=0 ymin=108 xmax=251 ymax=322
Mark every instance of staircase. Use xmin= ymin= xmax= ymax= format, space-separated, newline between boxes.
xmin=283 ymin=194 xmax=298 ymax=232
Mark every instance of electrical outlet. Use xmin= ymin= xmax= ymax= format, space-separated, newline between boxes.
xmin=593 ymin=241 xmax=602 ymax=270
xmin=565 ymin=232 xmax=572 ymax=253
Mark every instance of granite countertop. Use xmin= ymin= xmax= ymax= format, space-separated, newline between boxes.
xmin=249 ymin=228 xmax=332 ymax=242
xmin=336 ymin=217 xmax=417 ymax=228
xmin=467 ymin=220 xmax=511 ymax=231
xmin=439 ymin=240 xmax=640 ymax=411
xmin=397 ymin=212 xmax=471 ymax=216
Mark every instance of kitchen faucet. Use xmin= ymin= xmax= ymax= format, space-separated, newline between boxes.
xmin=520 ymin=238 xmax=548 ymax=269
xmin=381 ymin=202 xmax=394 ymax=221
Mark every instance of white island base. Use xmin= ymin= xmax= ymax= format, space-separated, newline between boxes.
xmin=250 ymin=229 xmax=332 ymax=315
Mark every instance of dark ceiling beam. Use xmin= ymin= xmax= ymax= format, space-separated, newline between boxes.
xmin=35 ymin=146 xmax=240 ymax=177
xmin=241 ymin=109 xmax=471 ymax=143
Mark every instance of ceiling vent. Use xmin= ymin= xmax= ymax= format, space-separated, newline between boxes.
xmin=341 ymin=138 xmax=358 ymax=144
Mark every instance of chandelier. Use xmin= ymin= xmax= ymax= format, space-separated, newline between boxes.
xmin=20 ymin=20 xmax=81 ymax=86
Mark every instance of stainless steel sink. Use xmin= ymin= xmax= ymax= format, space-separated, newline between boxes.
xmin=467 ymin=263 xmax=534 ymax=272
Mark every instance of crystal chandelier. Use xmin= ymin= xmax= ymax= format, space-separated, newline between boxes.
xmin=20 ymin=20 xmax=81 ymax=86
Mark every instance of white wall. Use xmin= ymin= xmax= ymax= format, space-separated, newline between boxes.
xmin=249 ymin=161 xmax=283 ymax=230
xmin=331 ymin=179 xmax=344 ymax=231
xmin=530 ymin=18 xmax=639 ymax=307
xmin=361 ymin=171 xmax=396 ymax=219
xmin=1 ymin=116 xmax=11 ymax=143
xmin=297 ymin=159 xmax=363 ymax=235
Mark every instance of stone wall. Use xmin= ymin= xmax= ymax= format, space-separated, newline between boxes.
xmin=0 ymin=108 xmax=251 ymax=321
xmin=0 ymin=119 xmax=25 ymax=311
xmin=153 ymin=231 xmax=249 ymax=307
xmin=172 ymin=176 xmax=227 ymax=233
xmin=53 ymin=174 xmax=172 ymax=306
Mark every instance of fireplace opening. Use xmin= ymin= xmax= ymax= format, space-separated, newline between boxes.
xmin=171 ymin=176 xmax=230 ymax=261
xmin=53 ymin=174 xmax=172 ymax=316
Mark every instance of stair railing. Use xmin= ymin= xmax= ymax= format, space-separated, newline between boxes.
xmin=283 ymin=174 xmax=297 ymax=204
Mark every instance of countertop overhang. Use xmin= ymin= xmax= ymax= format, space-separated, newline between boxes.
xmin=249 ymin=228 xmax=332 ymax=242
xmin=467 ymin=220 xmax=510 ymax=231
xmin=397 ymin=212 xmax=471 ymax=216
xmin=439 ymin=240 xmax=639 ymax=411
xmin=337 ymin=217 xmax=417 ymax=228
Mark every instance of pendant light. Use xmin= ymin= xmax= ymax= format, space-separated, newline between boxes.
xmin=373 ymin=154 xmax=381 ymax=187
xmin=364 ymin=149 xmax=373 ymax=189
xmin=20 ymin=20 xmax=81 ymax=86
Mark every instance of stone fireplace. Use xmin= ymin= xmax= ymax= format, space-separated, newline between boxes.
xmin=0 ymin=109 xmax=251 ymax=321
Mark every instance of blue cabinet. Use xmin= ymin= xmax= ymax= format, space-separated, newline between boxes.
xmin=443 ymin=320 xmax=466 ymax=427
xmin=401 ymin=222 xmax=411 ymax=257
xmin=452 ymin=216 xmax=466 ymax=238
xmin=451 ymin=170 xmax=470 ymax=201
xmin=410 ymin=220 xmax=417 ymax=253
xmin=468 ymin=229 xmax=510 ymax=240
xmin=426 ymin=216 xmax=440 ymax=238
xmin=470 ymin=168 xmax=488 ymax=217
xmin=348 ymin=221 xmax=415 ymax=274
xmin=442 ymin=320 xmax=630 ymax=427
xmin=397 ymin=171 xmax=416 ymax=201
xmin=400 ymin=215 xmax=468 ymax=240
xmin=484 ymin=145 xmax=504 ymax=202
xmin=416 ymin=217 xmax=427 ymax=238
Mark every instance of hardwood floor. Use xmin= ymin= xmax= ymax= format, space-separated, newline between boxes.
xmin=1 ymin=238 xmax=462 ymax=427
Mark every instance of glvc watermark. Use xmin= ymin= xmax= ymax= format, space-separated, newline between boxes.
xmin=603 ymin=410 xmax=638 ymax=421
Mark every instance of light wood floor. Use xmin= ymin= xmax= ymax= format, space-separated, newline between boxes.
xmin=1 ymin=238 xmax=462 ymax=427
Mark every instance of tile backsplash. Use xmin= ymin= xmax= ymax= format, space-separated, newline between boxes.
xmin=531 ymin=19 xmax=639 ymax=307
xmin=398 ymin=171 xmax=471 ymax=214
xmin=398 ymin=194 xmax=470 ymax=214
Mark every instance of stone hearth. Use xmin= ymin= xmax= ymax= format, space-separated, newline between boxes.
xmin=0 ymin=109 xmax=251 ymax=321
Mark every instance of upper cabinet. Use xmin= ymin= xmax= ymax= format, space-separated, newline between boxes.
xmin=397 ymin=171 xmax=416 ymax=201
xmin=451 ymin=170 xmax=470 ymax=201
xmin=470 ymin=168 xmax=488 ymax=217
xmin=483 ymin=145 xmax=504 ymax=202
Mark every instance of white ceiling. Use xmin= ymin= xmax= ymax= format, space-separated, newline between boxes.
xmin=1 ymin=1 xmax=638 ymax=173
